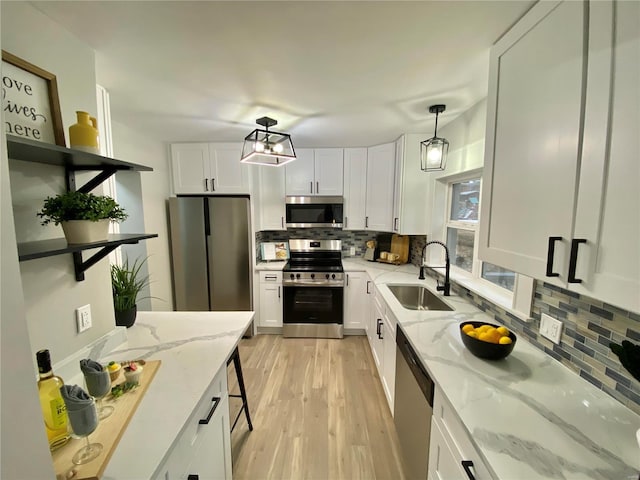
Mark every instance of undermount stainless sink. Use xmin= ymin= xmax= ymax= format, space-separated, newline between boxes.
xmin=387 ymin=284 xmax=454 ymax=311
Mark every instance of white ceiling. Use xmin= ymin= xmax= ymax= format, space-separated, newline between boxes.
xmin=31 ymin=1 xmax=534 ymax=147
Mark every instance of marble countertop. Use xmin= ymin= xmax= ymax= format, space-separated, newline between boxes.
xmin=343 ymin=258 xmax=640 ymax=480
xmin=255 ymin=261 xmax=287 ymax=270
xmin=88 ymin=311 xmax=255 ymax=480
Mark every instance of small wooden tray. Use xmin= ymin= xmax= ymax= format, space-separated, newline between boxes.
xmin=52 ymin=360 xmax=161 ymax=480
xmin=376 ymin=258 xmax=402 ymax=266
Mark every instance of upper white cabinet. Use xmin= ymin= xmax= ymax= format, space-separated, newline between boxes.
xmin=392 ymin=134 xmax=429 ymax=235
xmin=256 ymin=166 xmax=286 ymax=231
xmin=171 ymin=142 xmax=249 ymax=195
xmin=365 ymin=143 xmax=396 ymax=231
xmin=285 ymin=148 xmax=343 ymax=196
xmin=343 ymin=148 xmax=368 ymax=230
xmin=480 ymin=0 xmax=639 ymax=312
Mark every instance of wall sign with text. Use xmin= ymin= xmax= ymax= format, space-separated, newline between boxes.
xmin=2 ymin=50 xmax=65 ymax=146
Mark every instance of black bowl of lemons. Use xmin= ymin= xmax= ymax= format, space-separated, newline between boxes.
xmin=460 ymin=321 xmax=516 ymax=360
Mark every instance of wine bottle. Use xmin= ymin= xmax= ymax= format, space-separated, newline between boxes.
xmin=36 ymin=349 xmax=70 ymax=450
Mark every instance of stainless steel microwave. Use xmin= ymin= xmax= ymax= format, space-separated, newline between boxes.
xmin=285 ymin=196 xmax=343 ymax=228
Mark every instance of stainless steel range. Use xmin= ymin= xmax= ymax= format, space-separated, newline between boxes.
xmin=282 ymin=239 xmax=344 ymax=339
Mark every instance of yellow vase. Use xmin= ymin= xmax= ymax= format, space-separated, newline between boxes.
xmin=69 ymin=111 xmax=99 ymax=154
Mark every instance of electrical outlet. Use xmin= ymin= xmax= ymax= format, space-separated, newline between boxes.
xmin=76 ymin=304 xmax=92 ymax=333
xmin=350 ymin=247 xmax=356 ymax=256
xmin=540 ymin=313 xmax=563 ymax=344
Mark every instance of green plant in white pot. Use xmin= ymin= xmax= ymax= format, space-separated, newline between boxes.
xmin=37 ymin=191 xmax=127 ymax=244
xmin=111 ymin=257 xmax=152 ymax=328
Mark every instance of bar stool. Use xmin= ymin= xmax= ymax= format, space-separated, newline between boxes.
xmin=227 ymin=346 xmax=253 ymax=432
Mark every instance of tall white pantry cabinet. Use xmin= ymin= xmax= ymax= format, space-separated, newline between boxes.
xmin=479 ymin=0 xmax=639 ymax=313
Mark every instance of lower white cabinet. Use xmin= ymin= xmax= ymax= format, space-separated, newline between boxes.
xmin=367 ymin=283 xmax=396 ymax=412
xmin=154 ymin=365 xmax=232 ymax=480
xmin=258 ymin=271 xmax=283 ymax=328
xmin=429 ymin=386 xmax=494 ymax=480
xmin=344 ymin=270 xmax=367 ymax=330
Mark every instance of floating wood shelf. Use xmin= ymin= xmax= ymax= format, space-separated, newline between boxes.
xmin=18 ymin=234 xmax=159 ymax=281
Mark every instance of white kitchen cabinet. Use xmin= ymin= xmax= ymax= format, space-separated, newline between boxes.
xmin=479 ymin=0 xmax=639 ymax=313
xmin=285 ymin=148 xmax=343 ymax=196
xmin=392 ymin=134 xmax=429 ymax=235
xmin=381 ymin=308 xmax=396 ymax=411
xmin=569 ymin=0 xmax=639 ymax=312
xmin=365 ymin=143 xmax=396 ymax=231
xmin=370 ymin=293 xmax=385 ymax=376
xmin=258 ymin=271 xmax=283 ymax=328
xmin=170 ymin=142 xmax=249 ymax=195
xmin=154 ymin=364 xmax=232 ymax=480
xmin=429 ymin=386 xmax=494 ymax=480
xmin=257 ymin=166 xmax=286 ymax=231
xmin=344 ymin=270 xmax=367 ymax=331
xmin=343 ymin=148 xmax=368 ymax=230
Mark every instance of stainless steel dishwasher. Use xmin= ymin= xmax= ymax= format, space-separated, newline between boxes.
xmin=394 ymin=326 xmax=435 ymax=480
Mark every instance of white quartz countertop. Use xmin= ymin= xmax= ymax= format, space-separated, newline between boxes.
xmin=255 ymin=261 xmax=287 ymax=271
xmin=94 ymin=311 xmax=254 ymax=480
xmin=343 ymin=257 xmax=640 ymax=480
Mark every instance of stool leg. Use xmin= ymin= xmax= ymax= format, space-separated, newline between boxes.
xmin=230 ymin=346 xmax=253 ymax=431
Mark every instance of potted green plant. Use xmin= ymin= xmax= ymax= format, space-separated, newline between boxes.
xmin=37 ymin=191 xmax=128 ymax=244
xmin=110 ymin=257 xmax=151 ymax=328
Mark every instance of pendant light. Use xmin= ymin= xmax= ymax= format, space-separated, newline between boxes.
xmin=420 ymin=104 xmax=449 ymax=172
xmin=240 ymin=116 xmax=296 ymax=167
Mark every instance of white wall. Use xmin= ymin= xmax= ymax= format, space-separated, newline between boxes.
xmin=111 ymin=121 xmax=173 ymax=310
xmin=425 ymin=98 xmax=487 ymax=261
xmin=2 ymin=3 xmax=119 ymax=361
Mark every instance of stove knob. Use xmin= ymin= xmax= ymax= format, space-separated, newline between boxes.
xmin=310 ymin=274 xmax=315 ymax=279
xmin=332 ymin=274 xmax=336 ymax=279
xmin=296 ymin=273 xmax=300 ymax=279
xmin=290 ymin=274 xmax=295 ymax=279
xmin=325 ymin=274 xmax=330 ymax=279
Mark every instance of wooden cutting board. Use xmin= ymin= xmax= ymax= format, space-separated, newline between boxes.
xmin=390 ymin=234 xmax=409 ymax=263
xmin=52 ymin=360 xmax=161 ymax=480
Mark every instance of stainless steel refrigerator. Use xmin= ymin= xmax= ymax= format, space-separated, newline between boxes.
xmin=168 ymin=196 xmax=252 ymax=312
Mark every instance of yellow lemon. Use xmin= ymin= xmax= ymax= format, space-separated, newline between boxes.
xmin=478 ymin=332 xmax=493 ymax=343
xmin=477 ymin=325 xmax=490 ymax=333
xmin=462 ymin=324 xmax=475 ymax=334
xmin=497 ymin=326 xmax=509 ymax=337
xmin=499 ymin=336 xmax=513 ymax=345
xmin=466 ymin=330 xmax=478 ymax=338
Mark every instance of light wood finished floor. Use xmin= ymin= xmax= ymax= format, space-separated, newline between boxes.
xmin=227 ymin=335 xmax=406 ymax=480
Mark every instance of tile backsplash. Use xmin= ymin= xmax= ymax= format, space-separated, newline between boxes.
xmin=426 ymin=268 xmax=640 ymax=414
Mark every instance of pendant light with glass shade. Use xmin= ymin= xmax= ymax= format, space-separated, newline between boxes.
xmin=240 ymin=116 xmax=296 ymax=167
xmin=420 ymin=104 xmax=449 ymax=171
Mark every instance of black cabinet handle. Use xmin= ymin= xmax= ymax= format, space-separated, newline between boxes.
xmin=568 ymin=238 xmax=587 ymax=283
xmin=394 ymin=217 xmax=399 ymax=231
xmin=366 ymin=280 xmax=371 ymax=294
xmin=281 ymin=216 xmax=284 ymax=228
xmin=365 ymin=216 xmax=369 ymax=228
xmin=376 ymin=319 xmax=383 ymax=339
xmin=346 ymin=274 xmax=349 ymax=287
xmin=188 ymin=475 xmax=199 ymax=480
xmin=546 ymin=236 xmax=562 ymax=277
xmin=310 ymin=181 xmax=313 ymax=194
xmin=198 ymin=396 xmax=221 ymax=424
xmin=278 ymin=286 xmax=281 ymax=298
xmin=212 ymin=178 xmax=215 ymax=191
xmin=204 ymin=178 xmax=209 ymax=191
xmin=344 ymin=216 xmax=348 ymax=228
xmin=461 ymin=460 xmax=476 ymax=480
xmin=316 ymin=181 xmax=319 ymax=194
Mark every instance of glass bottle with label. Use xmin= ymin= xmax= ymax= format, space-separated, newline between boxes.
xmin=36 ymin=349 xmax=70 ymax=450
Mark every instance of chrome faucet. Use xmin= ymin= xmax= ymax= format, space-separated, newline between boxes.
xmin=418 ymin=241 xmax=451 ymax=296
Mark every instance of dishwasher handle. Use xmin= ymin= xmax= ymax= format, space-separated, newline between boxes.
xmin=396 ymin=326 xmax=434 ymax=407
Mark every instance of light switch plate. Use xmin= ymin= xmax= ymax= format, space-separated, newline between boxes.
xmin=540 ymin=313 xmax=562 ymax=344
xmin=76 ymin=304 xmax=92 ymax=333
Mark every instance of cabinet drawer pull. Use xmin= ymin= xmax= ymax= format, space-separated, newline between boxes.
xmin=346 ymin=274 xmax=349 ymax=287
xmin=376 ymin=319 xmax=382 ymax=338
xmin=310 ymin=181 xmax=313 ymax=194
xmin=198 ymin=396 xmax=221 ymax=425
xmin=366 ymin=280 xmax=371 ymax=294
xmin=365 ymin=216 xmax=369 ymax=228
xmin=461 ymin=460 xmax=476 ymax=480
xmin=264 ymin=275 xmax=277 ymax=280
xmin=188 ymin=475 xmax=199 ymax=480
xmin=568 ymin=238 xmax=587 ymax=283
xmin=204 ymin=178 xmax=209 ymax=191
xmin=546 ymin=236 xmax=562 ymax=277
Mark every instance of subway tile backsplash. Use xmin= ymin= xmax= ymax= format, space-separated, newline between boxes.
xmin=426 ymin=268 xmax=640 ymax=414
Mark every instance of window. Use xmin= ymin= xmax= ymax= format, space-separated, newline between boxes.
xmin=445 ymin=177 xmax=515 ymax=292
